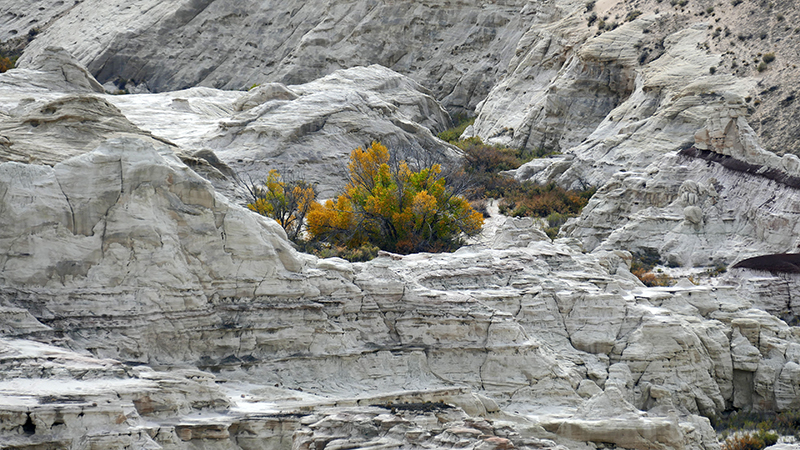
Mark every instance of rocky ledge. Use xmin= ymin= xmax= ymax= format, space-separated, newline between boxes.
xmin=3 ymin=1 xmax=800 ymax=448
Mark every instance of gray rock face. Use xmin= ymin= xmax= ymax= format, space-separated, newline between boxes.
xmin=484 ymin=17 xmax=800 ymax=267
xmin=0 ymin=1 xmax=78 ymax=41
xmin=470 ymin=0 xmax=800 ymax=158
xmin=2 ymin=129 xmax=797 ymax=450
xmin=563 ymin=113 xmax=800 ymax=266
xmin=0 ymin=47 xmax=170 ymax=167
xmin=202 ymin=65 xmax=460 ymax=197
xmin=2 ymin=54 xmax=461 ymax=199
xmin=5 ymin=2 xmax=800 ymax=449
xmin=102 ymin=65 xmax=460 ymax=198
xmin=15 ymin=0 xmax=536 ymax=113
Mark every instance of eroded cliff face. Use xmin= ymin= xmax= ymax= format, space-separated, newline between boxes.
xmin=3 ymin=0 xmax=800 ymax=449
xmin=474 ymin=2 xmax=800 ymax=267
xmin=13 ymin=0 xmax=540 ymax=115
xmin=1 ymin=135 xmax=734 ymax=450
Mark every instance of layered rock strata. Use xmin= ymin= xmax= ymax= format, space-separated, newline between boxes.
xmin=14 ymin=0 xmax=538 ymax=113
xmin=3 ymin=6 xmax=800 ymax=448
xmin=0 ymin=134 xmax=795 ymax=450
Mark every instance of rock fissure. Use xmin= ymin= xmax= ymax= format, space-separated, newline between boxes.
xmin=54 ymin=173 xmax=77 ymax=235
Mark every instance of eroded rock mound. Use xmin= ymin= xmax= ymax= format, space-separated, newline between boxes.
xmin=15 ymin=0 xmax=535 ymax=113
xmin=203 ymin=65 xmax=460 ymax=197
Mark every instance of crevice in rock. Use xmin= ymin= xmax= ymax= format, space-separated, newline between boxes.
xmin=477 ymin=311 xmax=496 ymax=391
xmin=54 ymin=173 xmax=76 ymax=234
xmin=422 ymin=348 xmax=453 ymax=386
xmin=22 ymin=413 xmax=35 ymax=435
xmin=733 ymin=254 xmax=800 ymax=274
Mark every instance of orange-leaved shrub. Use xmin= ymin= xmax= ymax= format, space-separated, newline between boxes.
xmin=307 ymin=142 xmax=484 ymax=254
xmin=722 ymin=429 xmax=778 ymax=450
xmin=246 ymin=169 xmax=316 ymax=242
xmin=0 ymin=56 xmax=13 ymax=73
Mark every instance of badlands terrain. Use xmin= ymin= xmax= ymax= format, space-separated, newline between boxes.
xmin=2 ymin=0 xmax=800 ymax=449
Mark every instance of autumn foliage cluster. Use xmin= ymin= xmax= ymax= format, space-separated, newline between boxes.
xmin=248 ymin=142 xmax=484 ymax=257
xmin=246 ymin=170 xmax=315 ymax=242
xmin=307 ymin=142 xmax=484 ymax=254
xmin=721 ymin=429 xmax=778 ymax=450
xmin=0 ymin=56 xmax=13 ymax=73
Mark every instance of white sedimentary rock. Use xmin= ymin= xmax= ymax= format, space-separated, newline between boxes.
xmin=14 ymin=0 xmax=535 ymax=113
xmin=5 ymin=4 xmax=800 ymax=448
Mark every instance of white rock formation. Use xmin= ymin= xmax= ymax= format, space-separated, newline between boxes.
xmin=5 ymin=1 xmax=800 ymax=449
xmin=14 ymin=0 xmax=537 ymax=113
xmin=0 ymin=133 xmax=743 ymax=449
xmin=479 ymin=15 xmax=800 ymax=266
xmin=101 ymin=64 xmax=460 ymax=198
xmin=1 ymin=50 xmax=461 ymax=199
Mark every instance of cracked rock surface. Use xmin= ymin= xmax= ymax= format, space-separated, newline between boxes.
xmin=3 ymin=2 xmax=800 ymax=449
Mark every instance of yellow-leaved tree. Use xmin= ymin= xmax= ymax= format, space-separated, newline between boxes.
xmin=307 ymin=142 xmax=484 ymax=254
xmin=246 ymin=169 xmax=316 ymax=242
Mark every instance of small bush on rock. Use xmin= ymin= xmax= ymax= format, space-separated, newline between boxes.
xmin=300 ymin=241 xmax=379 ymax=263
xmin=0 ymin=56 xmax=13 ymax=73
xmin=715 ymin=410 xmax=800 ymax=442
xmin=498 ymin=182 xmax=595 ymax=219
xmin=440 ymin=129 xmax=594 ymax=240
xmin=721 ymin=429 xmax=778 ymax=450
xmin=630 ymin=251 xmax=675 ymax=287
xmin=437 ymin=116 xmax=475 ymax=143
xmin=626 ymin=10 xmax=643 ymax=21
xmin=246 ymin=170 xmax=317 ymax=242
xmin=307 ymin=142 xmax=484 ymax=255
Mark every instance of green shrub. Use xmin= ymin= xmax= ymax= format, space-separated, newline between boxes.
xmin=300 ymin=241 xmax=379 ymax=262
xmin=499 ymin=182 xmax=595 ymax=218
xmin=629 ymin=251 xmax=675 ymax=286
xmin=544 ymin=212 xmax=569 ymax=239
xmin=715 ymin=410 xmax=800 ymax=443
xmin=704 ymin=263 xmax=728 ymax=277
xmin=438 ymin=116 xmax=475 ymax=143
xmin=762 ymin=52 xmax=776 ymax=63
xmin=454 ymin=139 xmax=553 ymax=200
xmin=626 ymin=10 xmax=643 ymax=21
xmin=444 ymin=133 xmax=594 ymax=242
xmin=757 ymin=61 xmax=768 ymax=72
xmin=721 ymin=429 xmax=779 ymax=450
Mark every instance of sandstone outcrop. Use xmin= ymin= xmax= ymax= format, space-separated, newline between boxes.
xmin=14 ymin=0 xmax=538 ymax=114
xmin=0 ymin=133 xmax=740 ymax=449
xmin=0 ymin=47 xmax=174 ymax=167
xmin=482 ymin=12 xmax=800 ymax=267
xmin=2 ymin=52 xmax=461 ymax=199
xmin=5 ymin=0 xmax=800 ymax=448
xmin=102 ymin=64 xmax=460 ymax=198
xmin=563 ymin=105 xmax=800 ymax=266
